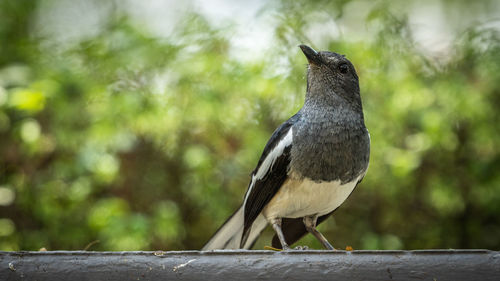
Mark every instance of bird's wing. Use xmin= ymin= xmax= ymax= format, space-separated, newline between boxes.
xmin=240 ymin=112 xmax=301 ymax=247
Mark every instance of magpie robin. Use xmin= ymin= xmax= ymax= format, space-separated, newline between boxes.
xmin=203 ymin=45 xmax=370 ymax=250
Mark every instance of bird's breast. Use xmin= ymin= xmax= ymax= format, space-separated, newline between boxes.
xmin=289 ymin=119 xmax=370 ymax=183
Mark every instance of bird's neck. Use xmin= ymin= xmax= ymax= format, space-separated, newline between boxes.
xmin=305 ymin=75 xmax=364 ymax=117
xmin=302 ymin=93 xmax=365 ymax=127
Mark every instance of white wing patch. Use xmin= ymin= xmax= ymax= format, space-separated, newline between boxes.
xmin=242 ymin=128 xmax=293 ymax=207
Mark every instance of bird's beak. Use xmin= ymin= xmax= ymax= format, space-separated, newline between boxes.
xmin=299 ymin=45 xmax=321 ymax=65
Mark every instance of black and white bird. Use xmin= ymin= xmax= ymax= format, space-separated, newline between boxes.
xmin=203 ymin=45 xmax=370 ymax=250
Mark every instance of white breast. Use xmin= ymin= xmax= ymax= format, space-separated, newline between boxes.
xmin=262 ymin=175 xmax=362 ymax=220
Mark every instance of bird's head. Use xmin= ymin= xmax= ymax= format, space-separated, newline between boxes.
xmin=299 ymin=44 xmax=361 ymax=110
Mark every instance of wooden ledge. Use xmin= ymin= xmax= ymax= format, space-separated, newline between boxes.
xmin=1 ymin=250 xmax=499 ymax=280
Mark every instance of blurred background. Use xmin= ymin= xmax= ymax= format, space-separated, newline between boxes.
xmin=1 ymin=0 xmax=500 ymax=251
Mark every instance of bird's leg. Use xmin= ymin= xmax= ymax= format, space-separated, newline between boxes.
xmin=270 ymin=218 xmax=290 ymax=250
xmin=303 ymin=215 xmax=335 ymax=250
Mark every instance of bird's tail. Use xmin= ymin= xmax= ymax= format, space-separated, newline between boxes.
xmin=202 ymin=205 xmax=267 ymax=250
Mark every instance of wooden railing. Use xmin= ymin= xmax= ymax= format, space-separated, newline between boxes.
xmin=1 ymin=250 xmax=499 ymax=280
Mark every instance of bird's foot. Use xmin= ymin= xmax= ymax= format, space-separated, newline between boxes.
xmin=263 ymin=245 xmax=309 ymax=251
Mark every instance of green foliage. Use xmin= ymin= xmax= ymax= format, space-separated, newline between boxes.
xmin=1 ymin=0 xmax=499 ymax=251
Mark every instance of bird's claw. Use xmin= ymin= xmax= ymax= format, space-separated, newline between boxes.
xmin=293 ymin=245 xmax=309 ymax=250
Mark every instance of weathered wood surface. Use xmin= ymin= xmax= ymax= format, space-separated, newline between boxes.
xmin=1 ymin=250 xmax=499 ymax=281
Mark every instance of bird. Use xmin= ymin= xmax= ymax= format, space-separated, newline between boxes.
xmin=202 ymin=45 xmax=370 ymax=250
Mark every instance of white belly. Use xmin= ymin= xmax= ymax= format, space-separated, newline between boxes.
xmin=262 ymin=175 xmax=361 ymax=220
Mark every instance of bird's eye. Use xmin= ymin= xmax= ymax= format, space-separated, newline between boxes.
xmin=338 ymin=63 xmax=349 ymax=74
